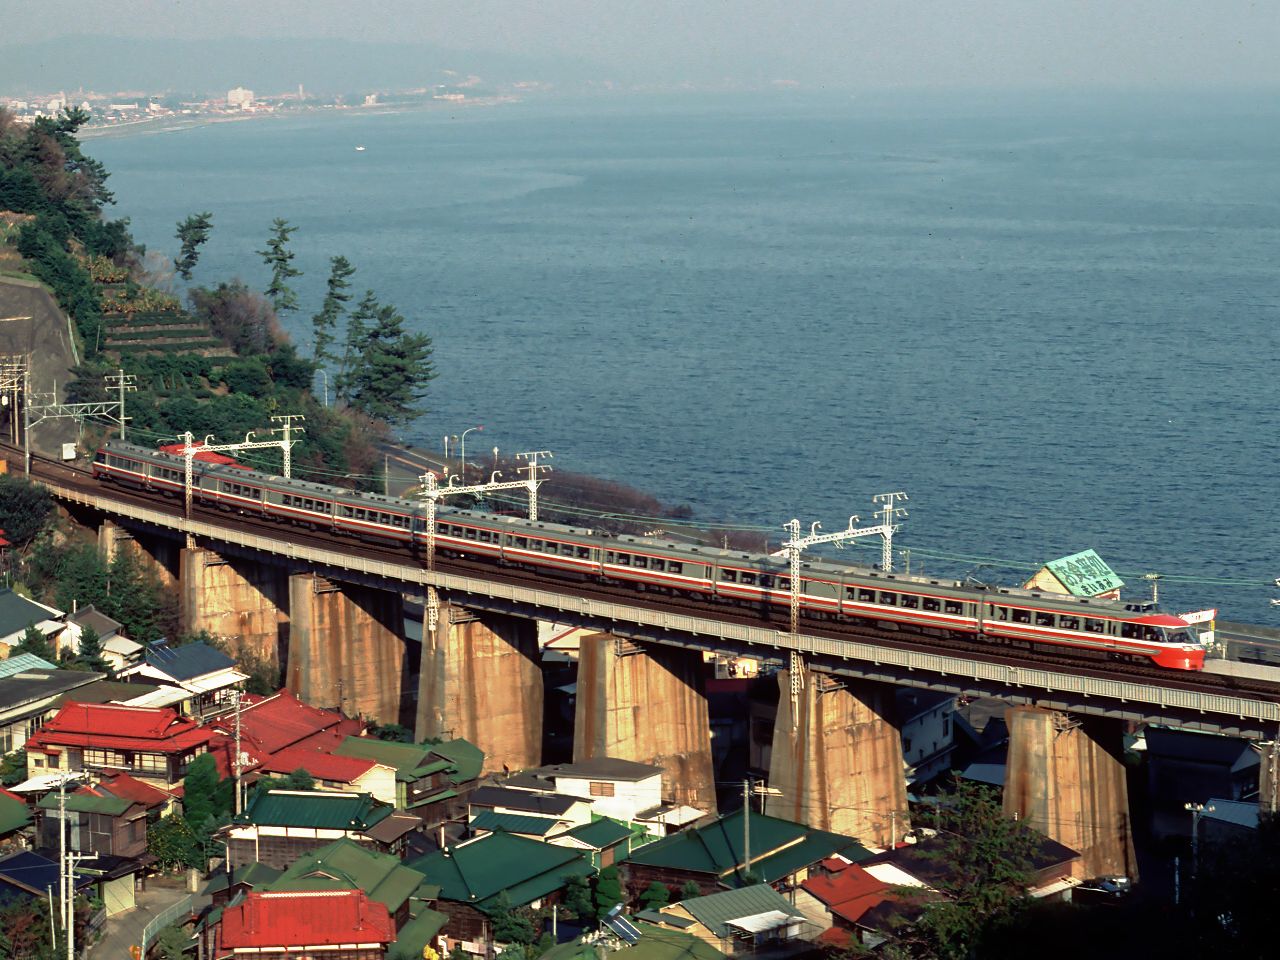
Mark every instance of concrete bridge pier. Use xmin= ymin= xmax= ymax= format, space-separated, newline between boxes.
xmin=573 ymin=634 xmax=717 ymax=812
xmin=769 ymin=668 xmax=910 ymax=848
xmin=1003 ymin=706 xmax=1136 ymax=880
xmin=287 ymin=573 xmax=413 ymax=727
xmin=98 ymin=519 xmax=179 ymax=588
xmin=416 ymin=601 xmax=543 ymax=774
xmin=179 ymin=547 xmax=287 ymax=667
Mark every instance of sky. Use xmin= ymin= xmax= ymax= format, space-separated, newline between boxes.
xmin=1 ymin=0 xmax=1277 ymax=90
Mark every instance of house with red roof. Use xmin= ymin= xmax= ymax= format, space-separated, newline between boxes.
xmin=798 ymin=859 xmax=901 ymax=950
xmin=213 ymin=889 xmax=396 ymax=959
xmin=24 ymin=701 xmax=216 ymax=790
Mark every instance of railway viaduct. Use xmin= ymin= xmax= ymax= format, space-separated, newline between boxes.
xmin=27 ymin=455 xmax=1280 ymax=880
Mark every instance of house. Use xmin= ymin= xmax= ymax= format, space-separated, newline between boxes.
xmin=798 ymin=859 xmax=901 ymax=949
xmin=861 ymin=832 xmax=1081 ymax=900
xmin=409 ymin=829 xmax=595 ymax=950
xmin=215 ymin=689 xmax=366 ymax=758
xmin=0 ymin=588 xmax=62 ymax=652
xmin=59 ymin=605 xmax=142 ymax=672
xmin=271 ymin=837 xmax=432 ymax=928
xmin=469 ymin=809 xmax=569 ymax=841
xmin=203 ymin=861 xmax=282 ymax=910
xmin=35 ymin=783 xmax=149 ymax=915
xmin=1022 ymin=549 xmax=1124 ymax=600
xmin=212 ymin=889 xmax=395 ymax=960
xmin=548 ymin=817 xmax=646 ymax=868
xmin=0 ymin=849 xmax=93 ymax=903
xmin=541 ymin=922 xmax=726 ymax=960
xmin=0 ymin=786 xmax=31 ymax=851
xmin=526 ymin=758 xmax=668 ymax=824
xmin=622 ymin=809 xmax=871 ymax=897
xmin=646 ymin=884 xmax=809 ymax=954
xmin=224 ymin=790 xmax=418 ymax=869
xmin=118 ymin=641 xmax=247 ymax=717
xmin=467 ymin=785 xmax=592 ymax=829
xmin=1200 ymin=798 xmax=1261 ymax=845
xmin=896 ymin=689 xmax=958 ymax=785
xmin=335 ymin=736 xmax=485 ymax=819
xmin=1145 ymin=726 xmax=1261 ymax=813
xmin=0 ymin=666 xmax=107 ymax=759
xmin=23 ymin=701 xmax=216 ymax=790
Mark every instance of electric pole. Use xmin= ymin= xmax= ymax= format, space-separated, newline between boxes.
xmin=104 ymin=369 xmax=137 ymax=441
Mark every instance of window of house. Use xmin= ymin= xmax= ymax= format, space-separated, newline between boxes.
xmin=135 ymin=754 xmax=166 ymax=773
xmin=589 ymin=782 xmax=615 ymax=797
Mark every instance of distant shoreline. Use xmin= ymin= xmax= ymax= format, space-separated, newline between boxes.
xmin=79 ymin=98 xmax=520 ymax=141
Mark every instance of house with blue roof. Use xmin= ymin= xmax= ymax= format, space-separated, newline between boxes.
xmin=118 ymin=640 xmax=247 ymax=717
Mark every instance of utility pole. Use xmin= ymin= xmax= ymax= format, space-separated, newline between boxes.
xmin=104 ymin=369 xmax=137 ymax=441
xmin=743 ymin=779 xmax=751 ymax=878
xmin=232 ymin=688 xmax=244 ymax=816
xmin=869 ymin=492 xmax=909 ymax=572
xmin=1185 ymin=801 xmax=1214 ymax=877
xmin=1145 ymin=573 xmax=1162 ymax=605
xmin=177 ymin=425 xmax=304 ymax=520
xmin=270 ymin=415 xmax=305 ymax=479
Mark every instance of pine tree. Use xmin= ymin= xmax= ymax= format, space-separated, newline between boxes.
xmin=639 ymin=881 xmax=670 ymax=910
xmin=336 ymin=289 xmax=378 ymax=401
xmin=311 ymin=255 xmax=356 ymax=369
xmin=174 ymin=211 xmax=213 ymax=280
xmin=257 ymin=217 xmax=300 ymax=314
xmin=593 ymin=865 xmax=624 ymax=920
xmin=342 ymin=295 xmax=436 ymax=424
xmin=562 ymin=873 xmax=593 ymax=920
xmin=73 ymin=624 xmax=111 ymax=675
xmin=15 ymin=624 xmax=54 ymax=662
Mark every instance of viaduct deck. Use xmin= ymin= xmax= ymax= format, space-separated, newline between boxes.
xmin=27 ymin=455 xmax=1280 ymax=740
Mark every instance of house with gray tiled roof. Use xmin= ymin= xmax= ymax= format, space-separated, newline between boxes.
xmin=118 ymin=640 xmax=246 ymax=717
xmin=0 ymin=588 xmax=62 ymax=651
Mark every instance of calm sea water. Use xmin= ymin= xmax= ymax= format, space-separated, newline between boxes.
xmin=90 ymin=95 xmax=1280 ymax=622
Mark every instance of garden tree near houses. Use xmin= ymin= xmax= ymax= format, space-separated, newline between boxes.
xmin=639 ymin=881 xmax=670 ymax=911
xmin=678 ymin=880 xmax=702 ymax=901
xmin=257 ymin=217 xmax=301 ymax=315
xmin=486 ymin=890 xmax=536 ymax=945
xmin=0 ymin=474 xmax=53 ymax=549
xmin=593 ymin=865 xmax=624 ymax=921
xmin=147 ymin=812 xmax=204 ymax=871
xmin=174 ymin=210 xmax=213 ymax=280
xmin=342 ymin=293 xmax=437 ymax=424
xmin=16 ymin=624 xmax=55 ymax=663
xmin=561 ymin=872 xmax=593 ymax=921
xmin=70 ymin=624 xmax=111 ymax=675
xmin=311 ymin=254 xmax=356 ymax=369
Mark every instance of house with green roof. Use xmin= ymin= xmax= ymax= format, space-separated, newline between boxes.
xmin=649 ymin=884 xmax=810 ymax=954
xmin=623 ymin=809 xmax=870 ymax=898
xmin=409 ymin=829 xmax=596 ymax=947
xmin=224 ymin=789 xmax=418 ymax=869
xmin=549 ymin=816 xmax=649 ymax=868
xmin=541 ymin=921 xmax=726 ymax=960
xmin=0 ymin=787 xmax=31 ymax=851
xmin=334 ymin=735 xmax=484 ymax=821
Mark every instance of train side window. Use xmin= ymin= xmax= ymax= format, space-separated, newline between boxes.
xmin=1121 ymin=623 xmax=1140 ymax=640
xmin=760 ymin=574 xmax=773 ymax=588
xmin=515 ymin=537 xmax=528 ymax=549
xmin=1035 ymin=612 xmax=1054 ymax=627
xmin=879 ymin=592 xmax=897 ymax=605
xmin=478 ymin=530 xmax=492 ymax=542
xmin=901 ymin=594 xmax=919 ymax=609
xmin=605 ymin=551 xmax=615 ymax=563
xmin=464 ymin=528 xmax=477 ymax=540
xmin=995 ymin=607 xmax=1010 ymax=621
xmin=721 ymin=569 xmax=737 ymax=582
xmin=778 ymin=577 xmax=790 ymax=590
xmin=739 ymin=572 xmax=754 ymax=585
xmin=617 ymin=553 xmax=631 ymax=566
xmin=1084 ymin=618 xmax=1106 ymax=633
xmin=858 ymin=588 xmax=876 ymax=603
xmin=578 ymin=546 xmax=591 ymax=559
xmin=1144 ymin=627 xmax=1161 ymax=642
xmin=1059 ymin=616 xmax=1079 ymax=630
xmin=342 ymin=506 xmax=354 ymax=518
xmin=634 ymin=556 xmax=648 ymax=569
xmin=1012 ymin=609 xmax=1031 ymax=624
xmin=651 ymin=558 xmax=665 ymax=572
xmin=923 ymin=597 xmax=941 ymax=612
xmin=529 ymin=539 xmax=544 ymax=551
xmin=944 ymin=600 xmax=962 ymax=615
xmin=356 ymin=509 xmax=367 ymax=521
xmin=669 ymin=561 xmax=683 ymax=575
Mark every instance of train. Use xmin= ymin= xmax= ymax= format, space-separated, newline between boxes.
xmin=91 ymin=439 xmax=1207 ymax=671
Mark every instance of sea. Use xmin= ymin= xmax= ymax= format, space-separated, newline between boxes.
xmin=88 ymin=91 xmax=1280 ymax=624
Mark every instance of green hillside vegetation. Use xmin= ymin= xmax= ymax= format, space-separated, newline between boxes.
xmin=0 ymin=105 xmax=436 ymax=488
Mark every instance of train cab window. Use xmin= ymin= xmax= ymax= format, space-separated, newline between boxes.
xmin=900 ymin=594 xmax=919 ymax=609
xmin=1143 ymin=627 xmax=1162 ymax=642
xmin=858 ymin=588 xmax=876 ymax=603
xmin=669 ymin=561 xmax=683 ymax=575
xmin=1035 ymin=612 xmax=1055 ymax=627
xmin=739 ymin=571 xmax=754 ymax=585
xmin=1059 ymin=616 xmax=1079 ymax=631
xmin=651 ymin=558 xmax=665 ymax=572
xmin=879 ymin=592 xmax=897 ymax=605
xmin=720 ymin=569 xmax=737 ymax=582
xmin=634 ymin=556 xmax=648 ymax=569
xmin=923 ymin=597 xmax=941 ymax=612
xmin=944 ymin=600 xmax=962 ymax=615
xmin=1012 ymin=609 xmax=1031 ymax=624
xmin=1084 ymin=618 xmax=1106 ymax=633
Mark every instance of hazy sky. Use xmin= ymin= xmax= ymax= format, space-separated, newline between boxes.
xmin=3 ymin=0 xmax=1277 ymax=89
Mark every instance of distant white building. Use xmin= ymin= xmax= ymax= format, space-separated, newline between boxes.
xmin=227 ymin=87 xmax=254 ymax=110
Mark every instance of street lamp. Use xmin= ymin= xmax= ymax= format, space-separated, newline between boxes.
xmin=459 ymin=425 xmax=483 ymax=483
xmin=1185 ymin=801 xmax=1215 ymax=877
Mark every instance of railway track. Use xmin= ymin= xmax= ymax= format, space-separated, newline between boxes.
xmin=12 ymin=441 xmax=1280 ymax=706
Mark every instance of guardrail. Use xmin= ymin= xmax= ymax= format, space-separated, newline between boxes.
xmin=140 ymin=893 xmax=193 ymax=956
xmin=43 ymin=480 xmax=1280 ymax=734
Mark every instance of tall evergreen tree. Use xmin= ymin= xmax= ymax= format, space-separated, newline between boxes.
xmin=311 ymin=255 xmax=356 ymax=369
xmin=336 ymin=289 xmax=378 ymax=400
xmin=73 ymin=624 xmax=111 ymax=675
xmin=15 ymin=624 xmax=54 ymax=662
xmin=342 ymin=296 xmax=436 ymax=424
xmin=174 ymin=211 xmax=213 ymax=280
xmin=257 ymin=217 xmax=301 ymax=314
xmin=593 ymin=865 xmax=624 ymax=920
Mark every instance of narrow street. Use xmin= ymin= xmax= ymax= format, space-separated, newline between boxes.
xmin=88 ymin=875 xmax=207 ymax=960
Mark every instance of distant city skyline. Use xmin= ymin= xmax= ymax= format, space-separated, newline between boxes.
xmin=2 ymin=0 xmax=1277 ymax=91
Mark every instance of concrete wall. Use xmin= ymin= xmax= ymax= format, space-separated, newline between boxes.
xmin=416 ymin=601 xmax=543 ymax=774
xmin=98 ymin=519 xmax=179 ymax=589
xmin=178 ymin=547 xmax=287 ymax=666
xmin=769 ymin=669 xmax=910 ymax=848
xmin=287 ymin=573 xmax=411 ymax=727
xmin=1003 ymin=706 xmax=1137 ymax=880
xmin=574 ymin=634 xmax=716 ymax=812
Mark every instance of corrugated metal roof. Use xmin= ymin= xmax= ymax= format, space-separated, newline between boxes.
xmin=470 ymin=810 xmax=560 ymax=836
xmin=142 ymin=641 xmax=235 ymax=681
xmin=408 ymin=830 xmax=592 ymax=908
xmin=271 ymin=838 xmax=427 ymax=913
xmin=678 ymin=884 xmax=804 ymax=938
xmin=0 ymin=652 xmax=57 ymax=677
xmin=237 ymin=790 xmax=392 ymax=831
xmin=563 ymin=818 xmax=634 ymax=849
